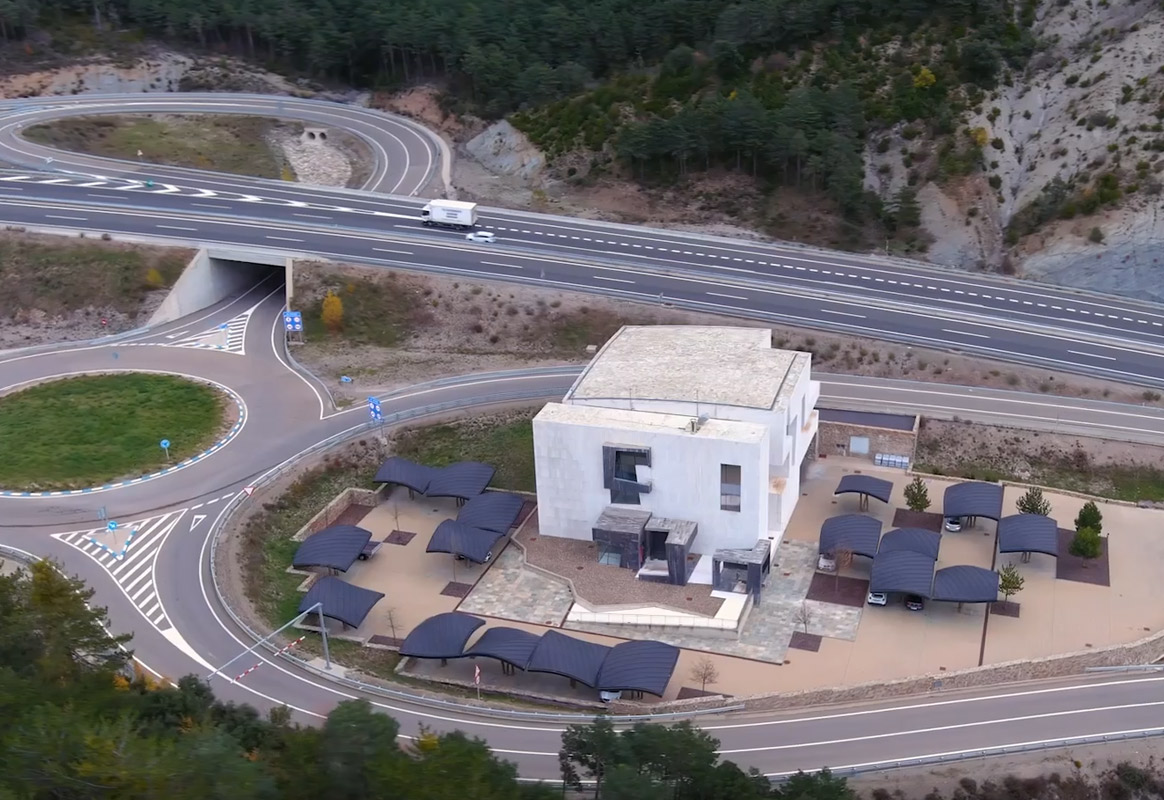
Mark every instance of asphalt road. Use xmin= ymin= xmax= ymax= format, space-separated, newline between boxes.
xmin=2 ymin=92 xmax=1164 ymax=780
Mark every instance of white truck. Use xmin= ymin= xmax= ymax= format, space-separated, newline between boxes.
xmin=421 ymin=199 xmax=478 ymax=230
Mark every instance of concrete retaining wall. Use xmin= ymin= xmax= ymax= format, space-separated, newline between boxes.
xmin=149 ymin=248 xmax=288 ymax=326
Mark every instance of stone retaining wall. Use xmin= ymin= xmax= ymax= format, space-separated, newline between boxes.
xmin=293 ymin=486 xmax=381 ymax=541
xmin=817 ymin=420 xmax=918 ymax=462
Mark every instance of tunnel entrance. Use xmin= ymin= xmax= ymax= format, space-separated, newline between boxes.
xmin=148 ymin=248 xmax=293 ymax=327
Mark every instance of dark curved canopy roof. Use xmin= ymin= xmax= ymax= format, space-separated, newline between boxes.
xmin=292 ymin=525 xmax=372 ymax=572
xmin=878 ymin=528 xmax=942 ymax=560
xmin=997 ymin=514 xmax=1060 ymax=557
xmin=298 ymin=576 xmax=384 ymax=628
xmin=820 ymin=514 xmax=883 ymax=559
xmin=465 ymin=627 xmax=541 ymax=670
xmin=869 ymin=550 xmax=936 ymax=597
xmin=596 ymin=640 xmax=680 ymax=697
xmin=526 ymin=630 xmax=611 ymax=688
xmin=834 ymin=474 xmax=894 ymax=505
xmin=456 ymin=492 xmax=526 ymax=533
xmin=943 ymin=481 xmax=1004 ymax=521
xmin=932 ymin=565 xmax=999 ymax=603
xmin=374 ymin=456 xmax=436 ymax=493
xmin=427 ymin=520 xmax=506 ymax=565
xmin=426 ymin=461 xmax=495 ymax=500
xmin=399 ymin=612 xmax=485 ymax=660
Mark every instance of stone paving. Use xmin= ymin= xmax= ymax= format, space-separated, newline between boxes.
xmin=567 ymin=539 xmax=862 ymax=663
xmin=458 ymin=544 xmax=574 ymax=627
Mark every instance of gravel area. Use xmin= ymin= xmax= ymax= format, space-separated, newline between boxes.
xmin=514 ymin=512 xmax=723 ymax=617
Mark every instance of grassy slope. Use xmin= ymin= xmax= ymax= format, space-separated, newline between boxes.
xmin=0 ymin=374 xmax=224 ymax=489
xmin=24 ymin=114 xmax=293 ymax=180
xmin=0 ymin=236 xmax=190 ymax=317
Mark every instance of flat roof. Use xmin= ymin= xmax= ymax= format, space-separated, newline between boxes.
xmin=564 ymin=326 xmax=808 ymax=411
xmin=535 ymin=402 xmax=768 ymax=444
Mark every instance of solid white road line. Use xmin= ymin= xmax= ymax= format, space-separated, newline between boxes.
xmin=371 ymin=247 xmax=414 ymax=255
xmin=819 ymin=309 xmax=867 ymax=319
xmin=266 ymin=235 xmax=304 ymax=242
xmin=481 ymin=261 xmax=524 ymax=270
xmin=156 ymin=225 xmax=197 ymax=232
xmin=593 ymin=275 xmax=635 ymax=284
xmin=707 ymin=291 xmax=748 ymax=301
xmin=45 ymin=214 xmax=86 ymax=220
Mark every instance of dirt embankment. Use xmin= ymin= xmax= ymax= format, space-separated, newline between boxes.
xmin=290 ymin=259 xmax=1164 ymax=411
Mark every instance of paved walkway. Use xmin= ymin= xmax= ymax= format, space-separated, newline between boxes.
xmin=458 ymin=545 xmax=574 ymax=626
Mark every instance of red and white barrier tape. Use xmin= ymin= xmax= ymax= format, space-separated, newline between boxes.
xmin=233 ymin=636 xmax=306 ymax=683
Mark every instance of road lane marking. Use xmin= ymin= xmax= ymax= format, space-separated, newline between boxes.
xmin=191 ymin=202 xmax=231 ymax=209
xmin=819 ymin=309 xmax=867 ymax=319
xmin=293 ymin=212 xmax=334 ymax=220
xmin=482 ymin=261 xmax=524 ymax=270
xmin=1068 ymin=349 xmax=1118 ymax=361
xmin=266 ymin=235 xmax=304 ymax=242
xmin=592 ymin=275 xmax=635 ymax=284
xmin=45 ymin=214 xmax=86 ymax=220
xmin=156 ymin=224 xmax=197 ymax=232
xmin=941 ymin=328 xmax=992 ymax=339
xmin=371 ymin=247 xmax=413 ymax=255
xmin=707 ymin=292 xmax=748 ymax=301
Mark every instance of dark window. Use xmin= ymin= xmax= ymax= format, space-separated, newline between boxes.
xmin=720 ymin=464 xmax=742 ymax=512
xmin=603 ymin=445 xmax=651 ymax=505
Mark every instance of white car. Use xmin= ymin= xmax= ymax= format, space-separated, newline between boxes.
xmin=465 ymin=231 xmax=496 ymax=243
xmin=866 ymin=591 xmax=888 ymax=606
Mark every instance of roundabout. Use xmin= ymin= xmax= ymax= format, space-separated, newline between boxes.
xmin=0 ymin=371 xmax=235 ymax=492
xmin=1 ymin=90 xmax=1164 ymax=783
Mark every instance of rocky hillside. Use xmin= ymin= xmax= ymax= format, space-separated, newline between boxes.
xmin=876 ymin=0 xmax=1164 ymax=299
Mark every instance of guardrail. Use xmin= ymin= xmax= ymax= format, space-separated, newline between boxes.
xmin=205 ymin=388 xmax=742 ymax=722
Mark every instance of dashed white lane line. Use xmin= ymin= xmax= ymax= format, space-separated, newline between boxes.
xmin=592 ymin=275 xmax=635 ymax=284
xmin=707 ymin=291 xmax=748 ymax=301
xmin=819 ymin=309 xmax=867 ymax=319
xmin=482 ymin=261 xmax=524 ymax=270
xmin=266 ymin=235 xmax=304 ymax=242
xmin=942 ymin=329 xmax=992 ymax=339
xmin=1068 ymin=349 xmax=1118 ymax=361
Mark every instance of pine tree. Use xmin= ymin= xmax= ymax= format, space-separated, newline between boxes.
xmin=1016 ymin=486 xmax=1051 ymax=516
xmin=903 ymin=476 xmax=931 ymax=512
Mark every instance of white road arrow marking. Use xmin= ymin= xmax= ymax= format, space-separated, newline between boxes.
xmin=190 ymin=188 xmax=217 ymax=198
xmin=151 ymin=184 xmax=181 ymax=194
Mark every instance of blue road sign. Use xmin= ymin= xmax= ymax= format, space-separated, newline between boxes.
xmin=160 ymin=439 xmax=170 ymax=450
xmin=282 ymin=310 xmax=303 ymax=332
xmin=107 ymin=521 xmax=118 ymax=532
xmin=370 ymin=408 xmax=383 ymax=421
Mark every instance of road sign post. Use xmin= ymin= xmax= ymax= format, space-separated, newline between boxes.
xmin=282 ymin=310 xmax=303 ymax=344
xmin=160 ymin=438 xmax=171 ymax=463
xmin=367 ymin=397 xmax=383 ymax=437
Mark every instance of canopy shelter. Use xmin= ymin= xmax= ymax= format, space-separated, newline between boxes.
xmin=943 ymin=481 xmax=1004 ymax=522
xmin=869 ymin=549 xmax=936 ymax=597
xmin=456 ymin=492 xmax=526 ymax=533
xmin=426 ymin=461 xmax=495 ymax=502
xmin=997 ymin=514 xmax=1060 ymax=558
xmin=526 ymin=629 xmax=611 ymax=688
xmin=298 ymin=576 xmax=384 ymax=629
xmin=399 ymin=612 xmax=485 ymax=664
xmin=834 ymin=474 xmax=894 ymax=511
xmin=819 ymin=514 xmax=882 ymax=560
xmin=374 ymin=456 xmax=436 ymax=495
xmin=465 ymin=627 xmax=542 ymax=675
xmin=292 ymin=525 xmax=373 ymax=573
xmin=931 ymin=566 xmax=999 ymax=604
xmin=878 ymin=528 xmax=942 ymax=560
xmin=426 ymin=519 xmax=506 ymax=565
xmin=595 ymin=640 xmax=680 ymax=698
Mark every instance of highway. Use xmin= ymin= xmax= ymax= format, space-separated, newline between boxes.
xmin=2 ymin=91 xmax=1164 ymax=781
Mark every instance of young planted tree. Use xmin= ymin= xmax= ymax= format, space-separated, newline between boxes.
xmin=1016 ymin=486 xmax=1051 ymax=516
xmin=1075 ymin=501 xmax=1103 ymax=536
xmin=833 ymin=547 xmax=854 ymax=591
xmin=998 ymin=563 xmax=1025 ymax=604
xmin=903 ymin=476 xmax=931 ymax=512
xmin=794 ymin=601 xmax=812 ymax=634
xmin=690 ymin=656 xmax=719 ymax=693
xmin=320 ymin=290 xmax=344 ymax=333
xmin=1070 ymin=526 xmax=1103 ymax=559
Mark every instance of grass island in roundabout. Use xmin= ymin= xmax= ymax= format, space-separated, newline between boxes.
xmin=0 ymin=373 xmax=228 ymax=491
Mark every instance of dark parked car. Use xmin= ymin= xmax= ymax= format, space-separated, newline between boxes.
xmin=905 ymin=594 xmax=925 ymax=611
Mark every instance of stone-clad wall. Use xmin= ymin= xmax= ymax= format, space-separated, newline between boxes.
xmin=816 ymin=421 xmax=918 ymax=462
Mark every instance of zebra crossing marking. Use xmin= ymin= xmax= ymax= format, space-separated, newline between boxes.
xmin=52 ymin=509 xmax=189 ymax=631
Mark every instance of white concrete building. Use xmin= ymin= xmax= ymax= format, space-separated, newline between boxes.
xmin=533 ymin=326 xmax=819 ymax=590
